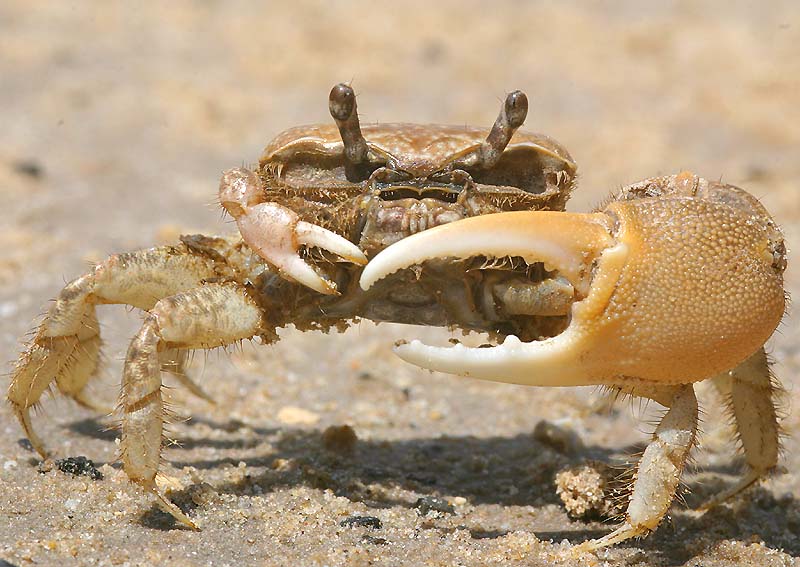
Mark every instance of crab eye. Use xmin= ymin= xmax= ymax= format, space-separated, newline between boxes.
xmin=328 ymin=83 xmax=357 ymax=122
xmin=504 ymin=90 xmax=529 ymax=129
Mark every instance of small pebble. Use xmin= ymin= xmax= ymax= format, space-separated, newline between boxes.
xmin=55 ymin=456 xmax=104 ymax=480
xmin=414 ymin=496 xmax=455 ymax=516
xmin=533 ymin=420 xmax=583 ymax=454
xmin=188 ymin=482 xmax=217 ymax=506
xmin=3 ymin=460 xmax=18 ymax=471
xmin=555 ymin=460 xmax=622 ymax=520
xmin=340 ymin=515 xmax=382 ymax=529
xmin=322 ymin=424 xmax=358 ymax=454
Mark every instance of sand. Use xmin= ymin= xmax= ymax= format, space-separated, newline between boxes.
xmin=1 ymin=2 xmax=798 ymax=566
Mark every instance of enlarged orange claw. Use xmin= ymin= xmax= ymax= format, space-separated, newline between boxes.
xmin=360 ymin=181 xmax=786 ymax=389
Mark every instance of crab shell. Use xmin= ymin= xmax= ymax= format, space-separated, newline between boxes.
xmin=360 ymin=174 xmax=786 ymax=387
xmin=259 ymin=123 xmax=576 ymax=210
xmin=263 ymin=123 xmax=573 ymax=174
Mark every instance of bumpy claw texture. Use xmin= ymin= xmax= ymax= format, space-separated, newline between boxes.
xmin=361 ymin=172 xmax=787 ymax=550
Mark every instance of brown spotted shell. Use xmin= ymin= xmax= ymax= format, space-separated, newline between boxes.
xmin=261 ymin=123 xmax=575 ymax=178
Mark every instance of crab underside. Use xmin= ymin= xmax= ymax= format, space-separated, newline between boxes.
xmin=7 ymin=84 xmax=787 ymax=553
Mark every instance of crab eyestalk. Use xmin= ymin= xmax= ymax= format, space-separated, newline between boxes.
xmin=456 ymin=90 xmax=529 ymax=170
xmin=359 ymin=194 xmax=786 ymax=388
xmin=329 ymin=83 xmax=369 ymax=167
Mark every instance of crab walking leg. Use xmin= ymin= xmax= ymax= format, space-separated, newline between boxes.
xmin=579 ymin=384 xmax=699 ymax=551
xmin=704 ymin=347 xmax=781 ymax=508
xmin=219 ymin=167 xmax=367 ymax=295
xmin=121 ymin=283 xmax=264 ymax=528
xmin=7 ymin=247 xmax=220 ymax=458
xmin=8 ymin=308 xmax=103 ymax=456
xmin=159 ymin=348 xmax=215 ymax=405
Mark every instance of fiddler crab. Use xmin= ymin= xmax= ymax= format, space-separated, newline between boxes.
xmin=8 ymin=83 xmax=787 ymax=551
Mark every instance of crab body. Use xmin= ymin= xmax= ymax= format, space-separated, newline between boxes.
xmin=260 ymin=123 xmax=572 ymax=254
xmin=7 ymin=85 xmax=787 ymax=553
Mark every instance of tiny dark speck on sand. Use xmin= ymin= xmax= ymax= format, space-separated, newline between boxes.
xmin=340 ymin=515 xmax=383 ymax=529
xmin=414 ymin=496 xmax=455 ymax=515
xmin=55 ymin=456 xmax=104 ymax=480
xmin=12 ymin=159 xmax=44 ymax=179
xmin=361 ymin=535 xmax=389 ymax=545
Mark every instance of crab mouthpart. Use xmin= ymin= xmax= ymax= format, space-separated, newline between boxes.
xmin=359 ymin=211 xmax=626 ymax=386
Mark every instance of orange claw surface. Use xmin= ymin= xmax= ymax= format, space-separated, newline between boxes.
xmin=360 ymin=174 xmax=786 ymax=388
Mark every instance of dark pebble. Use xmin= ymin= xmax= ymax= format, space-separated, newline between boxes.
xmin=414 ymin=496 xmax=455 ymax=515
xmin=12 ymin=159 xmax=44 ymax=179
xmin=0 ymin=560 xmax=21 ymax=567
xmin=340 ymin=515 xmax=382 ymax=529
xmin=55 ymin=456 xmax=103 ymax=480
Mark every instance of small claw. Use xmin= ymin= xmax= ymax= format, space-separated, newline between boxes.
xmin=295 ymin=221 xmax=368 ymax=266
xmin=283 ymin=254 xmax=340 ymax=294
xmin=220 ymin=167 xmax=366 ymax=295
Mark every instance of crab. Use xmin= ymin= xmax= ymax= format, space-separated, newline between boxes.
xmin=7 ymin=84 xmax=787 ymax=552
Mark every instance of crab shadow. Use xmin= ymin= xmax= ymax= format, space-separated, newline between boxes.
xmin=67 ymin=415 xmax=800 ymax=560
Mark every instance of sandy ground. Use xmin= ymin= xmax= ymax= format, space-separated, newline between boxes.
xmin=1 ymin=2 xmax=799 ymax=566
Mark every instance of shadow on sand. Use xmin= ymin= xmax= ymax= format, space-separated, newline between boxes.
xmin=63 ymin=415 xmax=800 ymax=563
